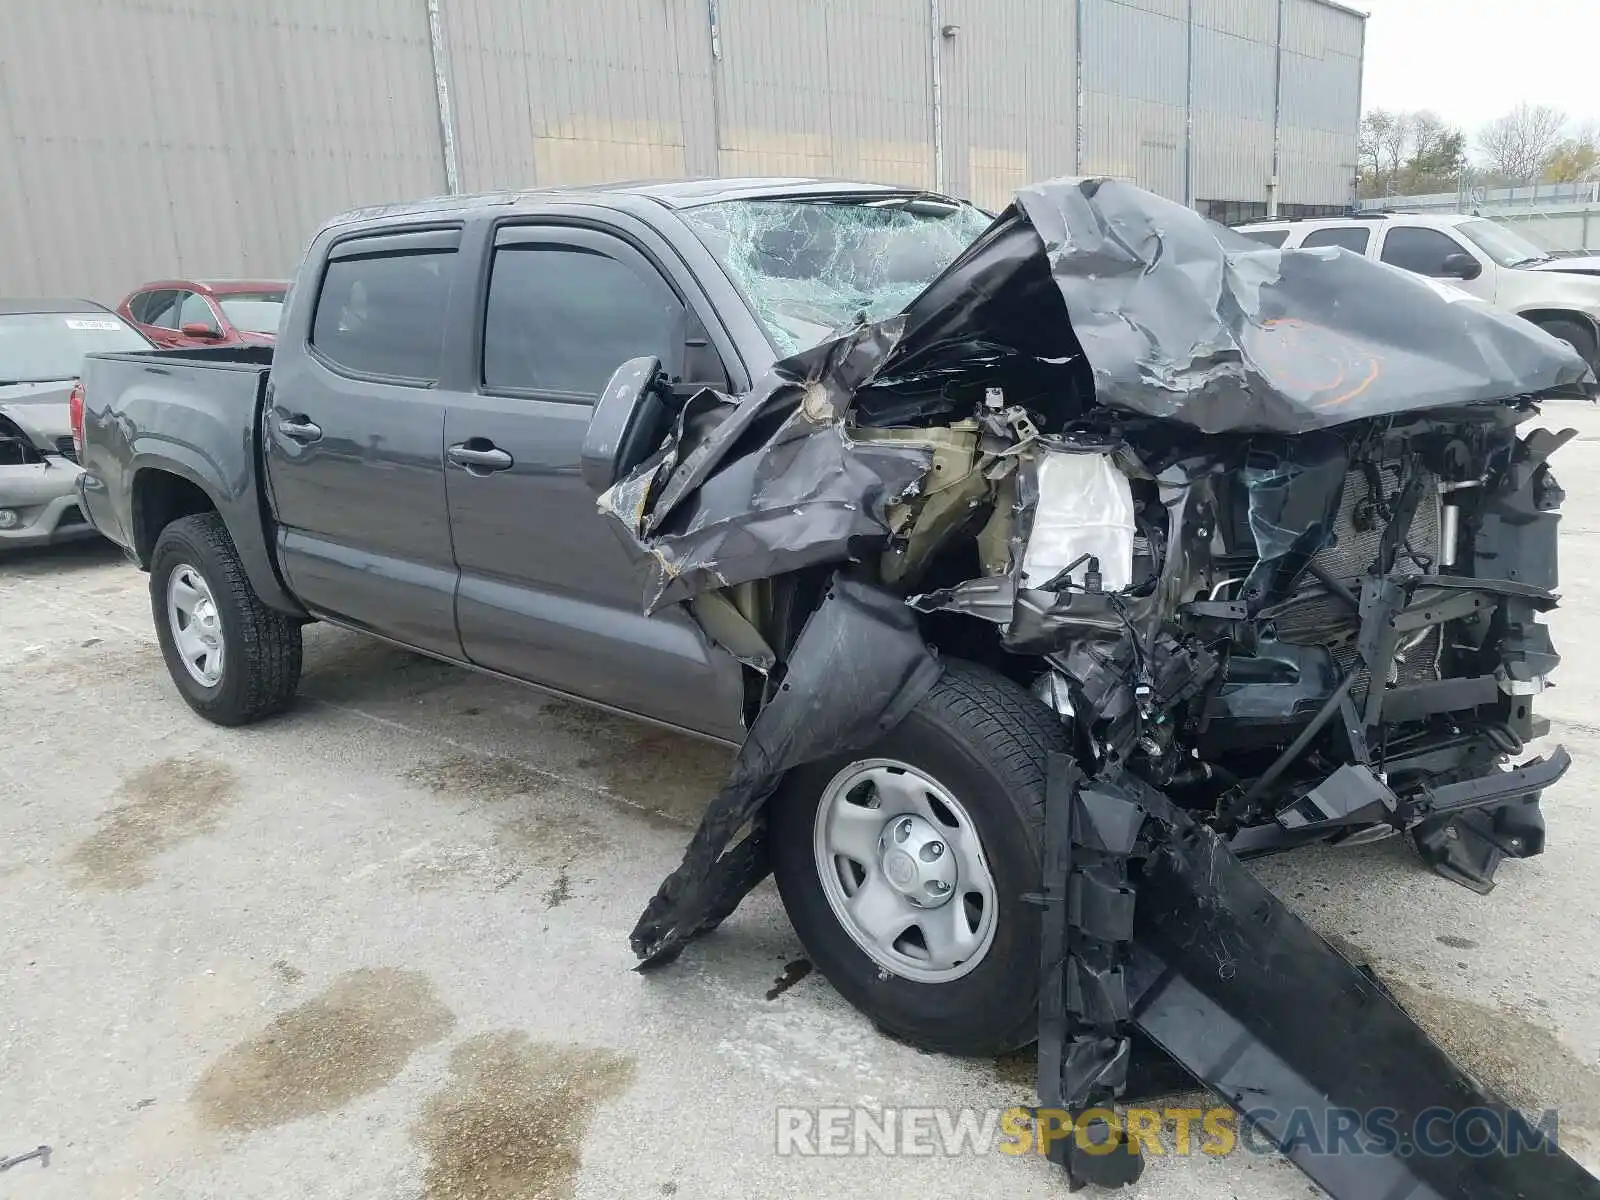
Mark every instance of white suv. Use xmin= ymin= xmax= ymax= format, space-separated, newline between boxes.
xmin=1235 ymin=213 xmax=1600 ymax=374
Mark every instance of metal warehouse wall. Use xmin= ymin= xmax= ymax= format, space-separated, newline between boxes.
xmin=0 ymin=0 xmax=1364 ymax=302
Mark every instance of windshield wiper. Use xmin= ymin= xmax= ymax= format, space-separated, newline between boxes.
xmin=1509 ymin=255 xmax=1553 ymax=267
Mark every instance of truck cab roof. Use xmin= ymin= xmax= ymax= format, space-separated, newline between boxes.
xmin=321 ymin=178 xmax=968 ymax=233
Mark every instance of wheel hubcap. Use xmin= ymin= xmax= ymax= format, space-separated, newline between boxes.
xmin=166 ymin=565 xmax=225 ymax=687
xmin=813 ymin=758 xmax=998 ymax=983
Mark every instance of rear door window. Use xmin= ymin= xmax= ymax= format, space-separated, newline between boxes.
xmin=1302 ymin=226 xmax=1372 ymax=254
xmin=1379 ymin=227 xmax=1466 ymax=277
xmin=311 ymin=236 xmax=457 ymax=383
xmin=482 ymin=239 xmax=684 ymax=398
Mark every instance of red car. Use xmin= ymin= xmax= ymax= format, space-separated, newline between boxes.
xmin=117 ymin=279 xmax=288 ymax=348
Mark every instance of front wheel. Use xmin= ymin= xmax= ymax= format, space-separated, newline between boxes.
xmin=150 ymin=512 xmax=303 ymax=726
xmin=770 ymin=660 xmax=1068 ymax=1056
xmin=1535 ymin=316 xmax=1600 ymax=377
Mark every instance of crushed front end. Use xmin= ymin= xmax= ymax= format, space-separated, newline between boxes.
xmin=593 ymin=177 xmax=1598 ymax=1196
xmin=942 ymin=404 xmax=1575 ymax=893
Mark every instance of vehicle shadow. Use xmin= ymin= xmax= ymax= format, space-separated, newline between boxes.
xmin=0 ymin=536 xmax=127 ymax=580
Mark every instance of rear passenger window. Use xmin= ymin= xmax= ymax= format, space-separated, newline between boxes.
xmin=1241 ymin=229 xmax=1289 ymax=248
xmin=312 ymin=249 xmax=454 ymax=382
xmin=482 ymin=245 xmax=681 ymax=397
xmin=1302 ymin=227 xmax=1371 ymax=254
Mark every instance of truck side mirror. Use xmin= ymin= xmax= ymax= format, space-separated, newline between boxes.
xmin=582 ymin=356 xmax=670 ymax=496
xmin=1441 ymin=252 xmax=1482 ymax=281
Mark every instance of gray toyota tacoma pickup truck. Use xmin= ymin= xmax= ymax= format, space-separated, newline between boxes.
xmin=77 ymin=176 xmax=1600 ymax=1196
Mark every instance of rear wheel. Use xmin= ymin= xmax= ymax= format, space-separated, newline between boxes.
xmin=150 ymin=512 xmax=302 ymax=726
xmin=770 ymin=660 xmax=1068 ymax=1056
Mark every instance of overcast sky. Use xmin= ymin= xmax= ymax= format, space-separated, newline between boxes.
xmin=1358 ymin=0 xmax=1599 ymax=137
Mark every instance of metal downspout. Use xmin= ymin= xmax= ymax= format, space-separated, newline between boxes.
xmin=425 ymin=0 xmax=461 ymax=195
xmin=1184 ymin=0 xmax=1195 ymax=208
xmin=1074 ymin=0 xmax=1085 ymax=174
xmin=1269 ymin=0 xmax=1284 ymax=217
xmin=929 ymin=0 xmax=945 ymax=194
xmin=708 ymin=0 xmax=725 ymax=174
xmin=1352 ymin=11 xmax=1367 ymax=209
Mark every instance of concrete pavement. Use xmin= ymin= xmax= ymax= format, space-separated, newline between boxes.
xmin=4 ymin=401 xmax=1600 ymax=1199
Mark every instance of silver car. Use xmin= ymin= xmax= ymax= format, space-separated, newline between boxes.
xmin=0 ymin=299 xmax=154 ymax=550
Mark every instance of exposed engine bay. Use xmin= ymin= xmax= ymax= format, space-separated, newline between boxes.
xmin=587 ymin=178 xmax=1599 ymax=1196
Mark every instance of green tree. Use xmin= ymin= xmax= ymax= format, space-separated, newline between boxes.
xmin=1544 ymin=123 xmax=1600 ymax=183
xmin=1358 ymin=109 xmax=1466 ymax=198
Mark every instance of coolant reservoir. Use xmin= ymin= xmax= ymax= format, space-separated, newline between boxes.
xmin=1020 ymin=451 xmax=1137 ymax=592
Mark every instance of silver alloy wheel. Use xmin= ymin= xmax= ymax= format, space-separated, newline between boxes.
xmin=813 ymin=757 xmax=999 ymax=983
xmin=166 ymin=564 xmax=225 ymax=687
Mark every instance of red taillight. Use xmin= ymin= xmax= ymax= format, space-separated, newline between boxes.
xmin=69 ymin=379 xmax=86 ymax=461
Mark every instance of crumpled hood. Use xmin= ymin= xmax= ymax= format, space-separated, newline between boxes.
xmin=0 ymin=381 xmax=74 ymax=449
xmin=879 ymin=177 xmax=1595 ymax=434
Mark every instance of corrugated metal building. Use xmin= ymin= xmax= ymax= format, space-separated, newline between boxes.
xmin=1 ymin=0 xmax=1365 ymax=301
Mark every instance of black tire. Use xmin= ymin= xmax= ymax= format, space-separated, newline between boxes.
xmin=149 ymin=512 xmax=302 ymax=726
xmin=770 ymin=659 xmax=1068 ymax=1056
xmin=1536 ymin=317 xmax=1600 ymax=375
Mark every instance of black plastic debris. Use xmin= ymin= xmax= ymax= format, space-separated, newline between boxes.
xmin=630 ymin=571 xmax=942 ymax=966
xmin=1127 ymin=813 xmax=1600 ymax=1199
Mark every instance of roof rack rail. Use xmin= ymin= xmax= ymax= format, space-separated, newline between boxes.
xmin=1228 ymin=209 xmax=1390 ymax=228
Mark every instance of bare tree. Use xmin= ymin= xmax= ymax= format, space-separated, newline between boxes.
xmin=1477 ymin=104 xmax=1568 ymax=183
xmin=1359 ymin=110 xmax=1396 ymax=195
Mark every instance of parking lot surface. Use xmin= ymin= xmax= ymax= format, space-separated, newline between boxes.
xmin=5 ymin=402 xmax=1600 ymax=1199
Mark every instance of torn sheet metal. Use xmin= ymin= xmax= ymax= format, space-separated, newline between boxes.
xmin=598 ymin=322 xmax=932 ymax=614
xmin=1002 ymin=178 xmax=1595 ymax=433
xmin=630 ymin=572 xmax=942 ymax=966
xmin=1125 ymin=813 xmax=1600 ymax=1199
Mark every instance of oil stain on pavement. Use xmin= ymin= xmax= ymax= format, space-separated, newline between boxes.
xmin=67 ymin=756 xmax=238 ymax=890
xmin=191 ymin=968 xmax=455 ymax=1132
xmin=540 ymin=699 xmax=731 ymax=827
xmin=413 ymin=1030 xmax=636 ymax=1200
xmin=403 ymin=753 xmax=616 ymax=890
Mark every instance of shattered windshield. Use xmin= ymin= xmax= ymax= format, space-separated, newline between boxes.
xmin=681 ymin=196 xmax=994 ymax=355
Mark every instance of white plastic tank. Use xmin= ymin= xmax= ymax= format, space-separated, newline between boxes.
xmin=1019 ymin=451 xmax=1137 ymax=592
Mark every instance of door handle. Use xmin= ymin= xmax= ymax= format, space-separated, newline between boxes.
xmin=276 ymin=416 xmax=323 ymax=443
xmin=447 ymin=441 xmax=514 ymax=472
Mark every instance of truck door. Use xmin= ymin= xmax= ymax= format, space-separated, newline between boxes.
xmin=262 ymin=227 xmax=464 ymax=659
xmin=443 ymin=222 xmax=746 ymax=741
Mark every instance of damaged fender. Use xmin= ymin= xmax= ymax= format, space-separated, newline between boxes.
xmin=629 ymin=572 xmax=942 ymax=966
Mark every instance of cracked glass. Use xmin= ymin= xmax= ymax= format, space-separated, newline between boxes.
xmin=681 ymin=196 xmax=993 ymax=356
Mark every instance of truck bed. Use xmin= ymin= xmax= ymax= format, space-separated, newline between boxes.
xmin=76 ymin=343 xmax=293 ymax=611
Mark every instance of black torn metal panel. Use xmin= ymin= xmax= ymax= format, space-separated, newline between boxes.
xmin=875 ymin=178 xmax=1593 ymax=435
xmin=597 ymin=321 xmax=933 ymax=615
xmin=630 ymin=572 xmax=942 ymax=967
xmin=1124 ymin=817 xmax=1600 ymax=1200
